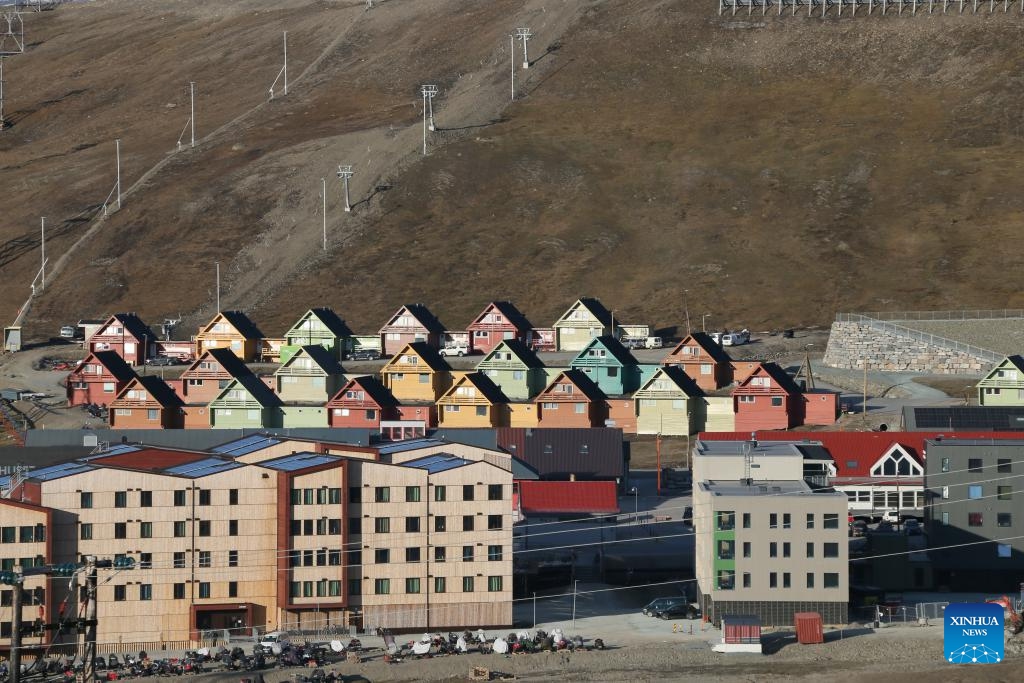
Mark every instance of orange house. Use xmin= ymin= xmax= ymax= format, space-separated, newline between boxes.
xmin=108 ymin=375 xmax=185 ymax=429
xmin=195 ymin=311 xmax=266 ymax=362
xmin=380 ymin=342 xmax=452 ymax=402
xmin=65 ymin=351 xmax=138 ymax=407
xmin=662 ymin=332 xmax=734 ymax=391
xmin=173 ymin=348 xmax=257 ymax=429
xmin=535 ymin=370 xmax=607 ymax=428
xmin=327 ymin=376 xmax=400 ymax=429
xmin=604 ymin=397 xmax=637 ymax=434
xmin=437 ymin=372 xmax=511 ymax=428
xmin=733 ymin=362 xmax=803 ymax=432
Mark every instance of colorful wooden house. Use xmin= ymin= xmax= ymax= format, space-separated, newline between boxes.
xmin=476 ymin=339 xmax=546 ymax=400
xmin=437 ymin=372 xmax=511 ymax=428
xmin=604 ymin=397 xmax=637 ymax=434
xmin=86 ymin=313 xmax=159 ymax=365
xmin=635 ymin=365 xmax=705 ymax=436
xmin=803 ymin=389 xmax=840 ymax=426
xmin=976 ymin=356 xmax=1024 ymax=406
xmin=108 ymin=375 xmax=185 ymax=429
xmin=732 ymin=362 xmax=803 ymax=432
xmin=553 ymin=297 xmax=615 ymax=351
xmin=280 ymin=307 xmax=354 ymax=363
xmin=65 ymin=351 xmax=138 ymax=407
xmin=380 ymin=342 xmax=452 ymax=402
xmin=466 ymin=301 xmax=534 ymax=354
xmin=173 ymin=348 xmax=253 ymax=403
xmin=327 ymin=376 xmax=400 ymax=429
xmin=569 ymin=336 xmax=642 ymax=395
xmin=195 ymin=311 xmax=266 ymax=362
xmin=535 ymin=370 xmax=607 ymax=428
xmin=662 ymin=332 xmax=734 ymax=391
xmin=208 ymin=375 xmax=283 ymax=429
xmin=378 ymin=304 xmax=446 ymax=356
xmin=274 ymin=345 xmax=346 ymax=403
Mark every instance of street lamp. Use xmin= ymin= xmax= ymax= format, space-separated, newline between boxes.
xmin=630 ymin=486 xmax=638 ymax=525
xmin=702 ymin=313 xmax=711 ymax=333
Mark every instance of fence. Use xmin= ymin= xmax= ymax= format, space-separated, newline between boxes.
xmin=719 ymin=0 xmax=1024 ymax=15
xmin=838 ymin=310 xmax=1024 ymax=323
xmin=834 ymin=313 xmax=1003 ymax=364
xmin=915 ymin=601 xmax=949 ymax=624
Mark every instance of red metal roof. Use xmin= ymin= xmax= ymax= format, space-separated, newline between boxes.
xmin=517 ymin=480 xmax=620 ymax=515
xmin=89 ymin=448 xmax=208 ymax=472
xmin=698 ymin=430 xmax=1021 ymax=478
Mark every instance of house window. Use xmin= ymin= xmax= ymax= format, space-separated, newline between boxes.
xmin=823 ymin=543 xmax=839 ymax=558
xmin=406 ymin=486 xmax=421 ymax=502
xmin=198 ymin=551 xmax=211 ymax=568
xmin=173 ymin=584 xmax=186 ymax=600
xmin=742 ymin=542 xmax=751 ymax=558
xmin=700 ymin=364 xmax=712 ymax=375
xmin=806 ymin=542 xmax=814 ymax=558
xmin=968 ymin=485 xmax=983 ymax=500
xmin=81 ymin=492 xmax=93 ymax=509
xmin=463 ymin=484 xmax=475 ymax=501
xmin=140 ymin=490 xmax=153 ymax=507
xmin=80 ymin=524 xmax=93 ymax=540
xmin=476 ymin=406 xmax=488 ymax=417
xmin=228 ymin=581 xmax=238 ymax=598
xmin=374 ymin=579 xmax=390 ymax=595
xmin=488 ymin=515 xmax=503 ymax=530
xmin=742 ymin=573 xmax=751 ymax=588
xmin=488 ymin=545 xmax=503 ymax=561
xmin=349 ymin=518 xmax=361 ymax=535
xmin=463 ymin=545 xmax=474 ymax=562
xmin=199 ymin=521 xmax=211 ymax=536
xmin=717 ymin=571 xmax=735 ymax=590
xmin=998 ymin=459 xmax=1012 ymax=473
xmin=418 ymin=374 xmax=429 ymax=384
xmin=173 ymin=552 xmax=186 ymax=569
xmin=771 ymin=397 xmax=783 ymax=407
xmin=375 ymin=549 xmax=390 ymax=564
xmin=198 ymin=583 xmax=211 ymax=599
xmin=174 ymin=490 xmax=186 ymax=506
xmin=406 ymin=517 xmax=420 ymax=533
xmin=114 ymin=491 xmax=127 ymax=508
xmin=824 ymin=573 xmax=840 ymax=588
xmin=806 ymin=513 xmax=814 ymax=529
xmin=739 ymin=396 xmax=755 ymax=403
xmin=575 ymin=403 xmax=586 ymax=414
xmin=542 ymin=402 xmax=558 ymax=410
xmin=406 ymin=547 xmax=420 ymax=563
xmin=999 ymin=486 xmax=1013 ymax=501
xmin=147 ymin=409 xmax=159 ymax=421
xmin=434 ymin=486 xmax=447 ymax=502
xmin=968 ymin=459 xmax=983 ymax=473
xmin=375 ymin=487 xmax=390 ymax=503
xmin=487 ymin=576 xmax=503 ymax=592
xmin=228 ymin=550 xmax=238 ymax=567
xmin=140 ymin=522 xmax=152 ymax=538
xmin=463 ymin=577 xmax=475 ymax=592
xmin=435 ymin=516 xmax=447 ymax=532
xmin=783 ymin=513 xmax=791 ymax=529
xmin=941 ymin=458 xmax=951 ymax=473
xmin=375 ymin=517 xmax=390 ymax=534
xmin=229 ymin=520 xmax=239 ymax=536
xmin=140 ymin=584 xmax=153 ymax=601
xmin=114 ymin=523 xmax=127 ymax=539
xmin=435 ymin=546 xmax=446 ymax=563
xmin=806 ymin=573 xmax=815 ymax=589
xmin=823 ymin=514 xmax=839 ymax=529
xmin=941 ymin=512 xmax=949 ymax=525
xmin=463 ymin=516 xmax=474 ymax=531
xmin=405 ymin=578 xmax=421 ymax=594
xmin=114 ymin=585 xmax=126 ymax=602
xmin=769 ymin=513 xmax=778 ymax=529
xmin=783 ymin=573 xmax=791 ymax=589
xmin=769 ymin=573 xmax=778 ymax=589
xmin=199 ymin=489 xmax=211 ymax=506
xmin=969 ymin=512 xmax=984 ymax=527
xmin=769 ymin=542 xmax=778 ymax=558
xmin=783 ymin=542 xmax=791 ymax=558
xmin=998 ymin=513 xmax=1012 ymax=527
xmin=488 ymin=484 xmax=503 ymax=501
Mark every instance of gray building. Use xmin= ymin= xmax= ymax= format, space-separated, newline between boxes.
xmin=694 ymin=480 xmax=849 ymax=626
xmin=924 ymin=438 xmax=1024 ymax=591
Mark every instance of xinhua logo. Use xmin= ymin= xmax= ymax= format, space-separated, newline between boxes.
xmin=944 ymin=603 xmax=1004 ymax=664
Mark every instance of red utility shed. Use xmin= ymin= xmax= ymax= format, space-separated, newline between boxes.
xmin=794 ymin=612 xmax=824 ymax=644
xmin=722 ymin=614 xmax=761 ymax=644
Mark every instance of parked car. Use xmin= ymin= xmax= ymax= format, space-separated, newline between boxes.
xmin=145 ymin=356 xmax=179 ymax=366
xmin=655 ymin=602 xmax=699 ymax=620
xmin=439 ymin=343 xmax=470 ymax=357
xmin=642 ymin=596 xmax=687 ymax=617
xmin=721 ymin=329 xmax=750 ymax=346
xmin=879 ymin=509 xmax=901 ymax=524
xmin=347 ymin=349 xmax=382 ymax=361
xmin=850 ymin=520 xmax=868 ymax=537
xmin=903 ymin=519 xmax=922 ymax=536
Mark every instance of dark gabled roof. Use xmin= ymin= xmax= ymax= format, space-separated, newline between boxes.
xmin=331 ymin=376 xmax=399 ymax=408
xmin=108 ymin=313 xmax=158 ymax=342
xmin=454 ymin=373 xmax=510 ymax=405
xmin=542 ymin=370 xmax=607 ymax=402
xmin=381 ymin=304 xmax=445 ymax=334
xmin=304 ymin=308 xmax=354 ymax=338
xmin=496 ymin=427 xmax=625 ymax=480
xmin=511 ymin=456 xmax=540 ymax=480
xmin=202 ymin=347 xmax=254 ymax=378
xmin=90 ymin=350 xmax=138 ymax=383
xmin=402 ymin=342 xmax=452 ymax=372
xmin=130 ymin=375 xmax=185 ymax=408
xmin=671 ymin=332 xmax=733 ymax=364
xmin=576 ymin=298 xmax=613 ymax=326
xmin=647 ymin=365 xmax=705 ymax=397
xmin=293 ymin=345 xmax=345 ymax=375
xmin=219 ymin=311 xmax=265 ymax=340
xmin=471 ymin=301 xmax=533 ymax=331
xmin=220 ymin=374 xmax=283 ymax=408
xmin=757 ymin=362 xmax=803 ymax=395
xmin=483 ymin=339 xmax=544 ymax=369
xmin=577 ymin=335 xmax=638 ymax=367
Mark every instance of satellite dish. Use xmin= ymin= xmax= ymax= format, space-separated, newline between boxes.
xmin=492 ymin=638 xmax=509 ymax=655
xmin=271 ymin=644 xmax=283 ymax=656
xmin=329 ymin=640 xmax=345 ymax=653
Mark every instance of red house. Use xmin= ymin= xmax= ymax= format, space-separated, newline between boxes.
xmin=65 ymin=351 xmax=138 ymax=407
xmin=732 ymin=362 xmax=803 ymax=432
xmin=327 ymin=376 xmax=400 ymax=429
xmin=466 ymin=301 xmax=534 ymax=355
xmin=803 ymin=389 xmax=840 ymax=426
xmin=662 ymin=332 xmax=734 ymax=391
xmin=171 ymin=348 xmax=255 ymax=428
xmin=378 ymin=304 xmax=446 ymax=356
xmin=535 ymin=370 xmax=607 ymax=428
xmin=86 ymin=313 xmax=159 ymax=365
xmin=108 ymin=375 xmax=185 ymax=429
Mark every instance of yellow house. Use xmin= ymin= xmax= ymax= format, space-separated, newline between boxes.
xmin=195 ymin=311 xmax=265 ymax=362
xmin=380 ymin=342 xmax=452 ymax=402
xmin=437 ymin=372 xmax=511 ymax=428
xmin=508 ymin=402 xmax=540 ymax=428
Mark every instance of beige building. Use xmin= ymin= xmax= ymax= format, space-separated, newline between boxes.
xmin=0 ymin=500 xmax=54 ymax=653
xmin=692 ymin=440 xmax=848 ymax=626
xmin=3 ymin=436 xmax=512 ymax=652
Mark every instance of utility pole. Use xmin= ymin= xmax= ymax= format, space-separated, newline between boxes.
xmin=10 ymin=565 xmax=22 ymax=683
xmin=321 ymin=177 xmax=326 ymax=251
xmin=82 ymin=556 xmax=98 ymax=683
xmin=509 ymin=34 xmax=515 ymax=102
xmin=283 ymin=32 xmax=288 ymax=96
xmin=215 ymin=262 xmax=221 ymax=312
xmin=40 ymin=217 xmax=44 ymax=291
xmin=515 ymin=27 xmax=532 ymax=69
xmin=862 ymin=360 xmax=868 ymax=422
xmin=190 ymin=81 xmax=196 ymax=148
xmin=337 ymin=165 xmax=353 ymax=213
xmin=115 ymin=139 xmax=122 ymax=210
xmin=421 ymin=85 xmax=438 ymax=154
xmin=0 ymin=56 xmax=6 ymax=131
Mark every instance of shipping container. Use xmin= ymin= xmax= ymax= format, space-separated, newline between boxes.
xmin=794 ymin=612 xmax=824 ymax=644
xmin=722 ymin=615 xmax=761 ymax=644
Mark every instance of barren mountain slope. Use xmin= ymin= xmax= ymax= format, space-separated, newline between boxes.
xmin=4 ymin=0 xmax=1024 ymax=339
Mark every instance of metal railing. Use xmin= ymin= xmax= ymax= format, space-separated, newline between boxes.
xmin=838 ymin=310 xmax=1024 ymax=322
xmin=915 ymin=601 xmax=949 ymax=623
xmin=834 ymin=314 xmax=1003 ymax=364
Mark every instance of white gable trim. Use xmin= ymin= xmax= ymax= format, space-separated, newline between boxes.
xmin=869 ymin=444 xmax=923 ymax=477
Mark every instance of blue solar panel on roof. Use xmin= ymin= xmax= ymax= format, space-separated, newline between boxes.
xmin=402 ymin=454 xmax=471 ymax=474
xmin=211 ymin=434 xmax=282 ymax=456
xmin=164 ymin=458 xmax=243 ymax=478
xmin=261 ymin=453 xmax=340 ymax=472
xmin=28 ymin=462 xmax=96 ymax=481
xmin=376 ymin=438 xmax=446 ymax=454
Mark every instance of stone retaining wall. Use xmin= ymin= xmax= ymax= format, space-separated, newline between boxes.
xmin=823 ymin=322 xmax=988 ymax=375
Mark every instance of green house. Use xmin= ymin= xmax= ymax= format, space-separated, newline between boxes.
xmin=476 ymin=339 xmax=546 ymax=400
xmin=209 ymin=375 xmax=283 ymax=429
xmin=280 ymin=308 xmax=354 ymax=363
xmin=977 ymin=355 xmax=1024 ymax=406
xmin=553 ymin=297 xmax=615 ymax=351
xmin=274 ymin=345 xmax=346 ymax=403
xmin=279 ymin=405 xmax=329 ymax=428
xmin=569 ymin=336 xmax=642 ymax=396
xmin=634 ymin=365 xmax=705 ymax=436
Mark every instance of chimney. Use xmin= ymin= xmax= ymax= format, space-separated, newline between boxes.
xmin=570 ymin=473 xmax=576 ymax=482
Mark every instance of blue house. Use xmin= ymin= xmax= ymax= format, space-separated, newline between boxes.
xmin=569 ymin=335 xmax=642 ymax=396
